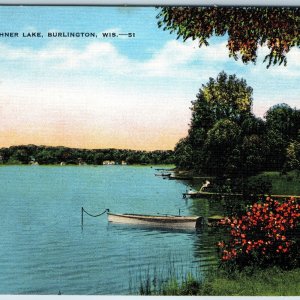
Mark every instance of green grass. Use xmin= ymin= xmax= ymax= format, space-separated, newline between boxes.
xmin=259 ymin=171 xmax=300 ymax=195
xmin=149 ymin=267 xmax=300 ymax=296
xmin=199 ymin=267 xmax=300 ymax=296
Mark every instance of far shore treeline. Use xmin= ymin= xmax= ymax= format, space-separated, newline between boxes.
xmin=0 ymin=145 xmax=174 ymax=165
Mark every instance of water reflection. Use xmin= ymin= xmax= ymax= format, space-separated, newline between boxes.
xmin=181 ymin=181 xmax=228 ymax=274
xmin=188 ymin=196 xmax=225 ymax=218
xmin=105 ymin=217 xmax=225 ymax=278
xmin=107 ymin=222 xmax=198 ymax=234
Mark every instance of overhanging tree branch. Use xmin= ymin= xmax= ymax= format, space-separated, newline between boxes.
xmin=156 ymin=7 xmax=300 ymax=68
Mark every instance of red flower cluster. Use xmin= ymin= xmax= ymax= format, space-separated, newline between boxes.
xmin=218 ymin=197 xmax=300 ymax=263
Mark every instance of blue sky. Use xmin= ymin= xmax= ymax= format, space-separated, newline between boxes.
xmin=0 ymin=6 xmax=299 ymax=150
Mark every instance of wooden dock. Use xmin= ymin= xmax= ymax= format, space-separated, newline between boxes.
xmin=183 ymin=191 xmax=300 ymax=199
xmin=169 ymin=176 xmax=194 ymax=181
xmin=183 ymin=191 xmax=242 ymax=198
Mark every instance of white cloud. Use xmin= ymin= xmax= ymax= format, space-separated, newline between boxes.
xmin=141 ymin=40 xmax=229 ymax=78
xmin=0 ymin=44 xmax=31 ymax=60
xmin=52 ymin=42 xmax=132 ymax=74
xmin=0 ymin=38 xmax=298 ymax=83
xmin=246 ymin=45 xmax=300 ymax=78
xmin=0 ymin=39 xmax=230 ymax=80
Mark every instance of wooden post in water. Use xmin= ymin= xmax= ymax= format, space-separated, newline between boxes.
xmin=81 ymin=207 xmax=83 ymax=231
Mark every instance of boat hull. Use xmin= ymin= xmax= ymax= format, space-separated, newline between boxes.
xmin=108 ymin=213 xmax=202 ymax=229
xmin=154 ymin=173 xmax=171 ymax=177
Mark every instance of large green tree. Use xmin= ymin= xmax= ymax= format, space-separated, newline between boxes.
xmin=157 ymin=7 xmax=300 ymax=67
xmin=174 ymin=137 xmax=194 ymax=169
xmin=203 ymin=119 xmax=242 ymax=176
xmin=189 ymin=71 xmax=252 ymax=149
xmin=286 ymin=140 xmax=300 ymax=171
xmin=264 ymin=103 xmax=300 ymax=170
xmin=176 ymin=72 xmax=269 ymax=177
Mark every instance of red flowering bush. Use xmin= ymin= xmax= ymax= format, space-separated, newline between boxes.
xmin=218 ymin=197 xmax=300 ymax=269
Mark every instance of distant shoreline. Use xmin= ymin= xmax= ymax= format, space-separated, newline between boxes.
xmin=0 ymin=144 xmax=174 ymax=166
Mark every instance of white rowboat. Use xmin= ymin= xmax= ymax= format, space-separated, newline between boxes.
xmin=107 ymin=213 xmax=203 ymax=229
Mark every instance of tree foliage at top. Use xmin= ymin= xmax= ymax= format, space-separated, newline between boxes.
xmin=157 ymin=7 xmax=300 ymax=67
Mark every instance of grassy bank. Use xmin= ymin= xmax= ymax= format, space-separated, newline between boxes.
xmin=143 ymin=267 xmax=300 ymax=296
xmin=259 ymin=171 xmax=300 ymax=195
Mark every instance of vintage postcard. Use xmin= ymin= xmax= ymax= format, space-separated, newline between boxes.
xmin=0 ymin=4 xmax=299 ymax=296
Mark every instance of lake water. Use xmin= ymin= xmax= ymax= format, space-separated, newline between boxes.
xmin=0 ymin=166 xmax=224 ymax=295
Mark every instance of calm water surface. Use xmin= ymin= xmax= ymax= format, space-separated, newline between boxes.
xmin=0 ymin=166 xmax=224 ymax=295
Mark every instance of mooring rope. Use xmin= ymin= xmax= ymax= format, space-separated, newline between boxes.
xmin=81 ymin=207 xmax=109 ymax=230
xmin=82 ymin=207 xmax=109 ymax=217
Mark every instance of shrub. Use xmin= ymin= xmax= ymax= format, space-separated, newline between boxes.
xmin=218 ymin=197 xmax=300 ymax=269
